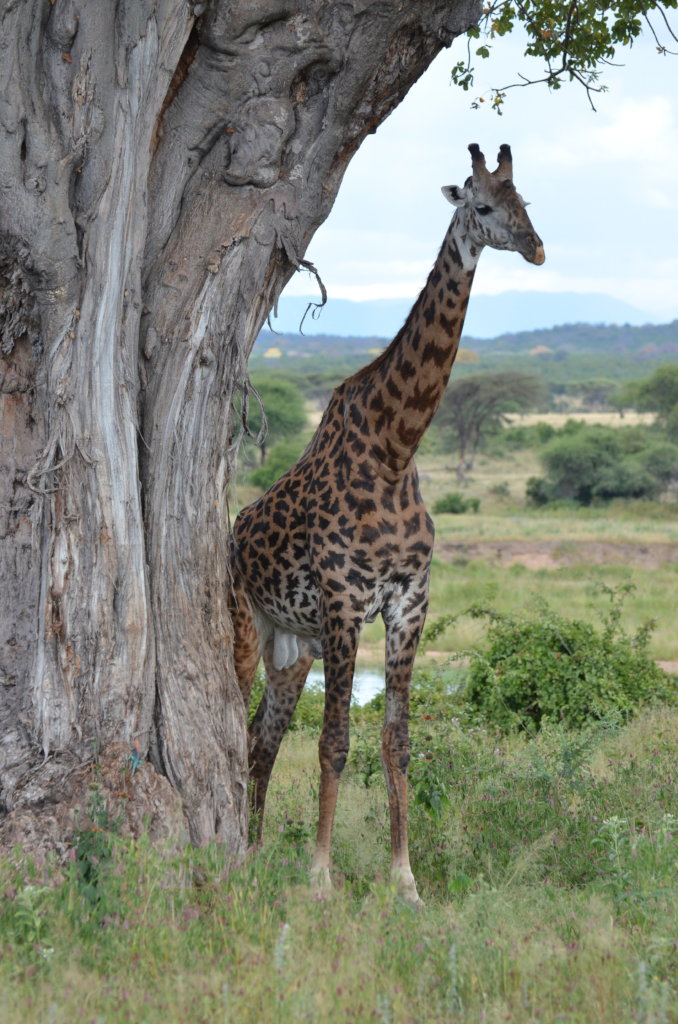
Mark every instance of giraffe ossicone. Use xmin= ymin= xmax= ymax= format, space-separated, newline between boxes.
xmin=229 ymin=143 xmax=544 ymax=903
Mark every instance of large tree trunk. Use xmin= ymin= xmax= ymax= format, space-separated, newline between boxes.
xmin=0 ymin=0 xmax=479 ymax=857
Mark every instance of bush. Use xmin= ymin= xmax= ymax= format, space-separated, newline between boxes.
xmin=525 ymin=475 xmax=553 ymax=506
xmin=463 ymin=584 xmax=676 ymax=732
xmin=539 ymin=428 xmax=621 ymax=504
xmin=666 ymin=404 xmax=678 ymax=443
xmin=249 ymin=438 xmax=306 ymax=491
xmin=488 ymin=481 xmax=510 ymax=499
xmin=529 ymin=424 xmax=676 ymax=505
xmin=639 ymin=441 xmax=678 ymax=484
xmin=499 ymin=421 xmax=557 ymax=451
xmin=592 ymin=460 xmax=660 ymax=501
xmin=433 ymin=492 xmax=480 ymax=514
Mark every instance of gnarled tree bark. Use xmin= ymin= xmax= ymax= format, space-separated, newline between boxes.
xmin=0 ymin=0 xmax=479 ymax=857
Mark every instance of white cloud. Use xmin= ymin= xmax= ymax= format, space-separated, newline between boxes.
xmin=531 ymin=96 xmax=676 ymax=171
xmin=597 ymin=96 xmax=675 ymax=159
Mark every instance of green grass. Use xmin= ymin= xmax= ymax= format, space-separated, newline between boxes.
xmin=430 ymin=505 xmax=678 ymax=544
xmin=2 ymin=709 xmax=677 ymax=1023
xmin=359 ymin=557 xmax=678 ymax=663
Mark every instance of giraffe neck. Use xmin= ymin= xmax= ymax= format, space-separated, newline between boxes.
xmin=347 ymin=213 xmax=480 ymax=478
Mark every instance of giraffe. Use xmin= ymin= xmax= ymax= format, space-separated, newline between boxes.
xmin=230 ymin=143 xmax=544 ymax=902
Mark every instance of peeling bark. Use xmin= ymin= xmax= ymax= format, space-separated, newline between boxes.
xmin=0 ymin=0 xmax=480 ymax=856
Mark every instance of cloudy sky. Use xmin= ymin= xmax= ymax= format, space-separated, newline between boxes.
xmin=283 ymin=26 xmax=678 ymax=330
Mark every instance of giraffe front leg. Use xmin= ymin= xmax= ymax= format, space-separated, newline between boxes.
xmin=382 ymin=599 xmax=428 ymax=904
xmin=310 ymin=614 xmax=358 ymax=897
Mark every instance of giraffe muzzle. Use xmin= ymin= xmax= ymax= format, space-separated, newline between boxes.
xmin=523 ymin=234 xmax=545 ymax=266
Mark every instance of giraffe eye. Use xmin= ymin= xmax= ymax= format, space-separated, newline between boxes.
xmin=476 ymin=204 xmax=493 ymax=216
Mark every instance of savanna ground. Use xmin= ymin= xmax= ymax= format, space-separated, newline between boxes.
xmin=2 ymin=708 xmax=676 ymax=1023
xmin=2 ymin=411 xmax=677 ymax=1023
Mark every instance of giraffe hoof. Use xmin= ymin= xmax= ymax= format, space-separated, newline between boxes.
xmin=310 ymin=864 xmax=333 ymax=900
xmin=392 ymin=866 xmax=423 ymax=905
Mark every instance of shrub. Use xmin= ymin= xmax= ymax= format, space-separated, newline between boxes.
xmin=525 ymin=475 xmax=553 ymax=506
xmin=499 ymin=421 xmax=556 ymax=451
xmin=463 ymin=584 xmax=676 ymax=732
xmin=529 ymin=425 xmax=676 ymax=505
xmin=539 ymin=428 xmax=621 ymax=504
xmin=433 ymin=492 xmax=480 ymax=514
xmin=666 ymin=404 xmax=678 ymax=443
xmin=488 ymin=481 xmax=511 ymax=499
xmin=639 ymin=441 xmax=678 ymax=484
xmin=592 ymin=460 xmax=660 ymax=501
xmin=290 ymin=680 xmax=326 ymax=730
xmin=249 ymin=438 xmax=306 ymax=491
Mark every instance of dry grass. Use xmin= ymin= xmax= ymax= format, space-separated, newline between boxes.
xmin=505 ymin=410 xmax=656 ymax=428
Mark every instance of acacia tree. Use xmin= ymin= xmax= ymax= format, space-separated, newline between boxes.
xmin=435 ymin=371 xmax=545 ymax=481
xmin=0 ymin=0 xmax=675 ymax=856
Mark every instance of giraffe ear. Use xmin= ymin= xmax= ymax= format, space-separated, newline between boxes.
xmin=442 ymin=185 xmax=467 ymax=208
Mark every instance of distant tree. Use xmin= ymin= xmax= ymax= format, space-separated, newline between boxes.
xmin=500 ymin=421 xmax=557 ymax=451
xmin=666 ymin=407 xmax=678 ymax=445
xmin=635 ymin=365 xmax=678 ymax=421
xmin=242 ymin=375 xmax=307 ymax=465
xmin=609 ymin=381 xmax=640 ymax=417
xmin=568 ymin=379 xmax=616 ymax=411
xmin=612 ymin=364 xmax=678 ymax=437
xmin=435 ymin=371 xmax=545 ymax=481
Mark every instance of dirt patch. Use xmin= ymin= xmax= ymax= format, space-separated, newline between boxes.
xmin=437 ymin=540 xmax=678 ymax=571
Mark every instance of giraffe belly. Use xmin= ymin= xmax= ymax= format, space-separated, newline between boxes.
xmin=251 ymin=571 xmax=324 ymax=669
xmin=255 ymin=569 xmax=323 ymax=639
xmin=235 ymin=528 xmax=323 ymax=640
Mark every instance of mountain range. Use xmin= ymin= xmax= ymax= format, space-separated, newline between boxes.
xmin=265 ymin=291 xmax=656 ymax=341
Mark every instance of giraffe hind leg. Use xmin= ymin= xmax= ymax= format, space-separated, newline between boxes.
xmin=248 ymin=637 xmax=314 ymax=840
xmin=311 ymin=612 xmax=359 ymax=897
xmin=229 ymin=575 xmax=261 ymax=709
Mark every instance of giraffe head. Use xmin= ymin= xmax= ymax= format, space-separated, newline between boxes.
xmin=442 ymin=144 xmax=545 ymax=265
